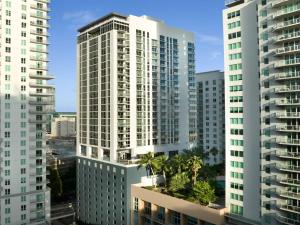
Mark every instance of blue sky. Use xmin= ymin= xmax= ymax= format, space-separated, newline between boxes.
xmin=49 ymin=0 xmax=225 ymax=112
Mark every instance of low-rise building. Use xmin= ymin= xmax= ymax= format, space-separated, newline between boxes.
xmin=50 ymin=112 xmax=76 ymax=138
xmin=131 ymin=183 xmax=227 ymax=225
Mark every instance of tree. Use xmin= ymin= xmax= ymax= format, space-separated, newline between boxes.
xmin=138 ymin=152 xmax=157 ymax=177
xmin=169 ymin=154 xmax=187 ymax=175
xmin=169 ymin=172 xmax=190 ymax=193
xmin=192 ymin=181 xmax=216 ymax=205
xmin=154 ymin=154 xmax=168 ymax=184
xmin=187 ymin=155 xmax=203 ymax=185
xmin=49 ymin=167 xmax=63 ymax=200
xmin=138 ymin=152 xmax=158 ymax=187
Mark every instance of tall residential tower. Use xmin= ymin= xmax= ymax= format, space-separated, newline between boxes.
xmin=0 ymin=0 xmax=53 ymax=224
xmin=76 ymin=13 xmax=196 ymax=225
xmin=196 ymin=71 xmax=225 ymax=165
xmin=260 ymin=0 xmax=300 ymax=224
xmin=223 ymin=0 xmax=261 ymax=224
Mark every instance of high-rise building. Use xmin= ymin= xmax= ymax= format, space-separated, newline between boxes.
xmin=259 ymin=0 xmax=300 ymax=224
xmin=0 ymin=0 xmax=53 ymax=224
xmin=223 ymin=0 xmax=261 ymax=224
xmin=196 ymin=71 xmax=225 ymax=165
xmin=76 ymin=13 xmax=196 ymax=225
xmin=225 ymin=0 xmax=300 ymax=224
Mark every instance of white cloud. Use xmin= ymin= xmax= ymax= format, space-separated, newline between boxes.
xmin=63 ymin=11 xmax=96 ymax=28
xmin=196 ymin=33 xmax=222 ymax=45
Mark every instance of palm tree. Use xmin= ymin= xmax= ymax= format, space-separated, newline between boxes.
xmin=138 ymin=152 xmax=156 ymax=177
xmin=187 ymin=155 xmax=203 ymax=186
xmin=170 ymin=154 xmax=187 ymax=175
xmin=154 ymin=154 xmax=168 ymax=184
xmin=138 ymin=152 xmax=158 ymax=187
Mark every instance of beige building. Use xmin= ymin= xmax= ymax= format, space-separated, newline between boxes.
xmin=131 ymin=184 xmax=227 ymax=225
xmin=51 ymin=112 xmax=76 ymax=137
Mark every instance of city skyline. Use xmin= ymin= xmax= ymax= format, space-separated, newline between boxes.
xmin=49 ymin=0 xmax=225 ymax=112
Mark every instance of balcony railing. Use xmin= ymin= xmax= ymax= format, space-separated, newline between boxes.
xmin=274 ymin=71 xmax=300 ymax=80
xmin=275 ymin=150 xmax=300 ymax=159
xmin=225 ymin=0 xmax=244 ymax=7
xmin=277 ymin=138 xmax=300 ymax=146
xmin=276 ymin=164 xmax=300 ymax=172
xmin=274 ymin=214 xmax=299 ymax=225
xmin=274 ymin=58 xmax=300 ymax=68
xmin=29 ymin=73 xmax=54 ymax=80
xmin=276 ymin=112 xmax=300 ymax=118
xmin=273 ymin=7 xmax=300 ymax=19
xmin=276 ymin=125 xmax=300 ymax=132
xmin=273 ymin=18 xmax=300 ymax=31
xmin=276 ymin=44 xmax=300 ymax=55
xmin=275 ymin=85 xmax=300 ymax=93
xmin=275 ymin=31 xmax=300 ymax=42
xmin=276 ymin=98 xmax=300 ymax=106
xmin=277 ymin=177 xmax=300 ymax=186
xmin=279 ymin=204 xmax=300 ymax=214
xmin=278 ymin=191 xmax=300 ymax=200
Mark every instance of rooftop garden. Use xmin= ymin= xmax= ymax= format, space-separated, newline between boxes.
xmin=138 ymin=147 xmax=225 ymax=207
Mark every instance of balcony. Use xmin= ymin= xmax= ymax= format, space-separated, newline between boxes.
xmin=274 ymin=71 xmax=300 ymax=80
xmin=30 ymin=30 xmax=49 ymax=37
xmin=272 ymin=0 xmax=290 ymax=8
xmin=278 ymin=191 xmax=300 ymax=200
xmin=28 ymin=118 xmax=49 ymax=123
xmin=275 ymin=99 xmax=300 ymax=106
xmin=274 ymin=58 xmax=300 ymax=68
xmin=30 ymin=39 xmax=49 ymax=45
xmin=29 ymin=107 xmax=54 ymax=114
xmin=279 ymin=205 xmax=300 ymax=215
xmin=278 ymin=177 xmax=300 ymax=187
xmin=30 ymin=4 xmax=50 ymax=12
xmin=276 ymin=125 xmax=300 ymax=132
xmin=277 ymin=138 xmax=300 ymax=146
xmin=273 ymin=18 xmax=300 ymax=31
xmin=29 ymin=73 xmax=54 ymax=80
xmin=276 ymin=44 xmax=300 ymax=55
xmin=275 ymin=214 xmax=300 ymax=225
xmin=275 ymin=31 xmax=300 ymax=43
xmin=275 ymin=85 xmax=300 ymax=93
xmin=30 ymin=47 xmax=48 ymax=53
xmin=225 ymin=0 xmax=244 ymax=7
xmin=273 ymin=7 xmax=300 ymax=19
xmin=29 ymin=98 xmax=54 ymax=105
xmin=276 ymin=112 xmax=300 ymax=119
xmin=30 ymin=56 xmax=49 ymax=62
xmin=30 ymin=21 xmax=49 ymax=28
xmin=29 ymin=82 xmax=54 ymax=88
xmin=276 ymin=164 xmax=300 ymax=173
xmin=30 ymin=64 xmax=48 ymax=71
xmin=29 ymin=89 xmax=54 ymax=97
xmin=30 ymin=13 xmax=50 ymax=20
xmin=276 ymin=150 xmax=300 ymax=159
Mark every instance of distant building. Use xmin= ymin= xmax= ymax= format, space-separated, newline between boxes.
xmin=76 ymin=12 xmax=196 ymax=225
xmin=131 ymin=183 xmax=227 ymax=225
xmin=196 ymin=71 xmax=225 ymax=165
xmin=50 ymin=112 xmax=76 ymax=138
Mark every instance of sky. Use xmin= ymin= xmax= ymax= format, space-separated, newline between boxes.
xmin=49 ymin=0 xmax=225 ymax=112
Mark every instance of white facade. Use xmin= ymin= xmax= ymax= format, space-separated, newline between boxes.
xmin=77 ymin=13 xmax=196 ymax=162
xmin=259 ymin=0 xmax=300 ymax=224
xmin=76 ymin=13 xmax=196 ymax=225
xmin=223 ymin=0 xmax=261 ymax=224
xmin=51 ymin=113 xmax=76 ymax=137
xmin=0 ymin=0 xmax=52 ymax=224
xmin=196 ymin=71 xmax=225 ymax=165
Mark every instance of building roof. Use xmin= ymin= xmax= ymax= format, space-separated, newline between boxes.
xmin=78 ymin=12 xmax=127 ymax=33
